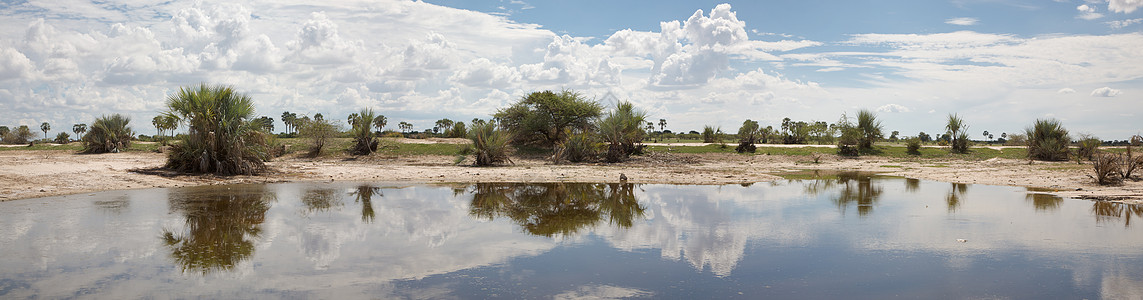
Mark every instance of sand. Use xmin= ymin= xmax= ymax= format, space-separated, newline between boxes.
xmin=1 ymin=142 xmax=1140 ymax=204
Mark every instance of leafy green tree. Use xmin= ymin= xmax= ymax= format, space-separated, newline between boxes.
xmin=447 ymin=122 xmax=467 ymax=138
xmin=836 ymin=113 xmax=861 ymax=156
xmin=918 ymin=131 xmax=931 ymax=143
xmin=434 ymin=118 xmax=454 ymax=135
xmin=735 ymin=119 xmax=760 ymax=153
xmin=40 ymin=122 xmax=50 ymax=140
xmin=4 ymin=125 xmax=34 ymax=144
xmin=598 ymin=101 xmax=647 ymax=162
xmin=299 ymin=116 xmax=340 ymax=156
xmin=313 ymin=113 xmax=324 ymax=121
xmin=889 ymin=131 xmax=900 ymax=142
xmin=254 ymin=116 xmax=274 ymax=132
xmin=0 ymin=126 xmax=9 ymax=141
xmin=163 ymin=84 xmax=267 ymax=174
xmin=82 ymin=114 xmax=134 ymax=153
xmin=494 ymin=90 xmax=603 ymax=147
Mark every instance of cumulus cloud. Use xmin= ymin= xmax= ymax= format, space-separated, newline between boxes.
xmin=1058 ymin=88 xmax=1076 ymax=94
xmin=1108 ymin=0 xmax=1143 ymax=13
xmin=877 ymin=103 xmax=911 ymax=113
xmin=1078 ymin=5 xmax=1105 ymax=20
xmin=1090 ymin=86 xmax=1122 ymax=97
xmin=449 ymin=58 xmax=520 ymax=88
xmin=0 ymin=47 xmax=35 ymax=81
xmin=945 ymin=17 xmax=979 ymax=26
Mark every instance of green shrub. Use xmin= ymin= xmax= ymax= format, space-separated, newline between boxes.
xmin=1076 ymin=134 xmax=1101 ymax=161
xmin=946 ymin=114 xmax=970 ymax=153
xmin=54 ymin=132 xmax=70 ymax=144
xmin=2 ymin=125 xmax=35 ymax=144
xmin=299 ymin=117 xmax=339 ymax=157
xmin=348 ymin=108 xmax=379 ymax=155
xmin=1026 ymin=118 xmax=1070 ymax=161
xmin=736 ymin=119 xmax=760 ymax=153
xmin=163 ymin=84 xmax=267 ymax=175
xmin=467 ymin=121 xmax=514 ymax=166
xmin=701 ymin=125 xmax=719 ymax=143
xmin=557 ymin=130 xmax=598 ymax=163
xmin=494 ymin=90 xmax=602 ymax=147
xmin=856 ymin=109 xmax=883 ymax=150
xmin=598 ymin=101 xmax=647 ymax=163
xmin=82 ymin=114 xmax=134 ymax=153
xmin=905 ymin=137 xmax=922 ymax=155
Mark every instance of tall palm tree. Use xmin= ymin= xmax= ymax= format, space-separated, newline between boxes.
xmin=373 ymin=115 xmax=387 ymax=133
xmin=40 ymin=122 xmax=50 ymax=140
xmin=164 ymin=83 xmax=267 ymax=175
xmin=856 ymin=109 xmax=882 ymax=150
xmin=72 ymin=123 xmax=86 ymax=138
xmin=946 ymin=113 xmax=969 ymax=153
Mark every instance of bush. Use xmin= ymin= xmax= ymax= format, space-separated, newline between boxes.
xmin=701 ymin=125 xmax=719 ymax=143
xmin=905 ymin=137 xmax=922 ymax=155
xmin=946 ymin=114 xmax=969 ymax=153
xmin=557 ymin=130 xmax=598 ymax=163
xmin=856 ymin=109 xmax=883 ymax=150
xmin=467 ymin=121 xmax=513 ymax=166
xmin=1005 ymin=133 xmax=1027 ymax=146
xmin=1092 ymin=151 xmax=1122 ymax=185
xmin=349 ymin=108 xmax=379 ymax=155
xmin=54 ymin=132 xmax=70 ymax=144
xmin=736 ymin=119 xmax=759 ymax=153
xmin=163 ymin=84 xmax=267 ymax=175
xmin=1026 ymin=118 xmax=1070 ymax=161
xmin=299 ymin=117 xmax=340 ymax=157
xmin=82 ymin=114 xmax=134 ymax=153
xmin=1076 ymin=134 xmax=1101 ymax=161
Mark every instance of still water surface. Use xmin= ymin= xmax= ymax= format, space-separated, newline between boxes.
xmin=1 ymin=173 xmax=1142 ymax=299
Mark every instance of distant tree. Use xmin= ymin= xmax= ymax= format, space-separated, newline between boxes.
xmin=299 ymin=116 xmax=339 ymax=156
xmin=313 ymin=113 xmax=324 ymax=122
xmin=0 ymin=126 xmax=9 ymax=139
xmin=918 ymin=131 xmax=931 ymax=143
xmin=982 ymin=130 xmax=990 ymax=141
xmin=40 ymin=122 xmax=50 ymax=140
xmin=72 ymin=124 xmax=86 ymax=138
xmin=1001 ymin=132 xmax=1007 ymax=140
xmin=373 ymin=115 xmax=387 ymax=133
xmin=658 ymin=119 xmax=666 ymax=132
xmin=701 ymin=125 xmax=721 ymax=143
xmin=398 ymin=121 xmax=412 ymax=133
xmin=493 ymin=90 xmax=603 ymax=147
xmin=434 ymin=118 xmax=455 ymax=134
xmin=255 ymin=116 xmax=274 ymax=132
xmin=447 ymin=122 xmax=467 ymax=138
xmin=4 ymin=125 xmax=35 ymax=144
xmin=645 ymin=122 xmax=654 ymax=134
xmin=281 ymin=111 xmax=298 ymax=134
xmin=889 ymin=131 xmax=900 ymax=142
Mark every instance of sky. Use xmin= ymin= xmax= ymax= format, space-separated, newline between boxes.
xmin=1 ymin=0 xmax=1141 ymax=139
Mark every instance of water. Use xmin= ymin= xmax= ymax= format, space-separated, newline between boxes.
xmin=1 ymin=174 xmax=1141 ymax=299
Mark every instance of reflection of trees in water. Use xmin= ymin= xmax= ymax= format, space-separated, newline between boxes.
xmin=161 ymin=187 xmax=274 ymax=274
xmin=350 ymin=185 xmax=380 ymax=223
xmin=467 ymin=183 xmax=646 ymax=237
xmin=1092 ymin=201 xmax=1143 ymax=227
xmin=904 ymin=178 xmax=920 ymax=193
xmin=800 ymin=171 xmax=884 ymax=216
xmin=1026 ymin=193 xmax=1063 ymax=212
xmin=301 ymin=188 xmax=343 ymax=215
xmin=946 ymin=183 xmax=969 ymax=212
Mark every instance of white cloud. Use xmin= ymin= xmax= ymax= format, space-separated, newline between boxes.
xmin=1108 ymin=0 xmax=1143 ymax=13
xmin=449 ymin=58 xmax=520 ymax=88
xmin=1057 ymin=88 xmax=1076 ymax=94
xmin=945 ymin=17 xmax=979 ymax=26
xmin=1107 ymin=18 xmax=1143 ymax=29
xmin=287 ymin=12 xmax=364 ymax=65
xmin=1078 ymin=4 xmax=1105 ymax=20
xmin=0 ymin=47 xmax=35 ymax=81
xmin=1090 ymin=86 xmax=1122 ymax=97
xmin=877 ymin=103 xmax=911 ymax=113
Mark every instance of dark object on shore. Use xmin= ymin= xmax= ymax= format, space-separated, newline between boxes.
xmin=619 ymin=173 xmax=628 ymax=182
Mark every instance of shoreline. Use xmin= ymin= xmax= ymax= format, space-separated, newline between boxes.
xmin=1 ymin=149 xmax=1141 ymax=204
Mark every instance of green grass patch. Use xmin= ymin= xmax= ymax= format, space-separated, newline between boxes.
xmin=879 ymin=165 xmax=904 ymax=168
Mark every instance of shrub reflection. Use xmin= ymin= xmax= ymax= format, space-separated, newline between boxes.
xmin=1092 ymin=201 xmax=1143 ymax=227
xmin=161 ymin=186 xmax=274 ymax=274
xmin=1026 ymin=193 xmax=1063 ymax=212
xmin=946 ymin=183 xmax=969 ymax=212
xmin=467 ymin=183 xmax=646 ymax=237
xmin=803 ymin=171 xmax=883 ymax=216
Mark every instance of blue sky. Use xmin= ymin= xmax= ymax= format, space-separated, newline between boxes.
xmin=0 ymin=0 xmax=1141 ymax=139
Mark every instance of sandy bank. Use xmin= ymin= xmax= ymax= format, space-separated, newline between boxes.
xmin=1 ymin=148 xmax=1140 ymax=204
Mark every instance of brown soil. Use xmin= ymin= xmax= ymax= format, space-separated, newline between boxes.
xmin=1 ymin=147 xmax=1141 ymax=204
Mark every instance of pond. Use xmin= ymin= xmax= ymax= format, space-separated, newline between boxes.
xmin=1 ymin=173 xmax=1142 ymax=299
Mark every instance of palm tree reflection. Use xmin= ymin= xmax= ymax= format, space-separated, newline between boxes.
xmin=467 ymin=183 xmax=646 ymax=237
xmin=350 ymin=185 xmax=381 ymax=223
xmin=161 ymin=186 xmax=273 ymax=275
xmin=800 ymin=171 xmax=884 ymax=217
xmin=1092 ymin=201 xmax=1143 ymax=227
xmin=1026 ymin=193 xmax=1063 ymax=212
xmin=946 ymin=183 xmax=969 ymax=212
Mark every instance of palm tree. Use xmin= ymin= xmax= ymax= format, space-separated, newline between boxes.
xmin=598 ymin=101 xmax=647 ymax=162
xmin=856 ymin=109 xmax=883 ymax=150
xmin=349 ymin=108 xmax=379 ymax=155
xmin=1026 ymin=118 xmax=1069 ymax=161
xmin=467 ymin=121 xmax=513 ymax=166
xmin=373 ymin=115 xmax=387 ymax=133
xmin=163 ymin=83 xmax=268 ymax=175
xmin=153 ymin=115 xmax=164 ymax=137
xmin=82 ymin=114 xmax=134 ymax=153
xmin=40 ymin=122 xmax=50 ymax=140
xmin=658 ymin=119 xmax=666 ymax=132
xmin=946 ymin=113 xmax=969 ymax=153
xmin=72 ymin=123 xmax=86 ymax=138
